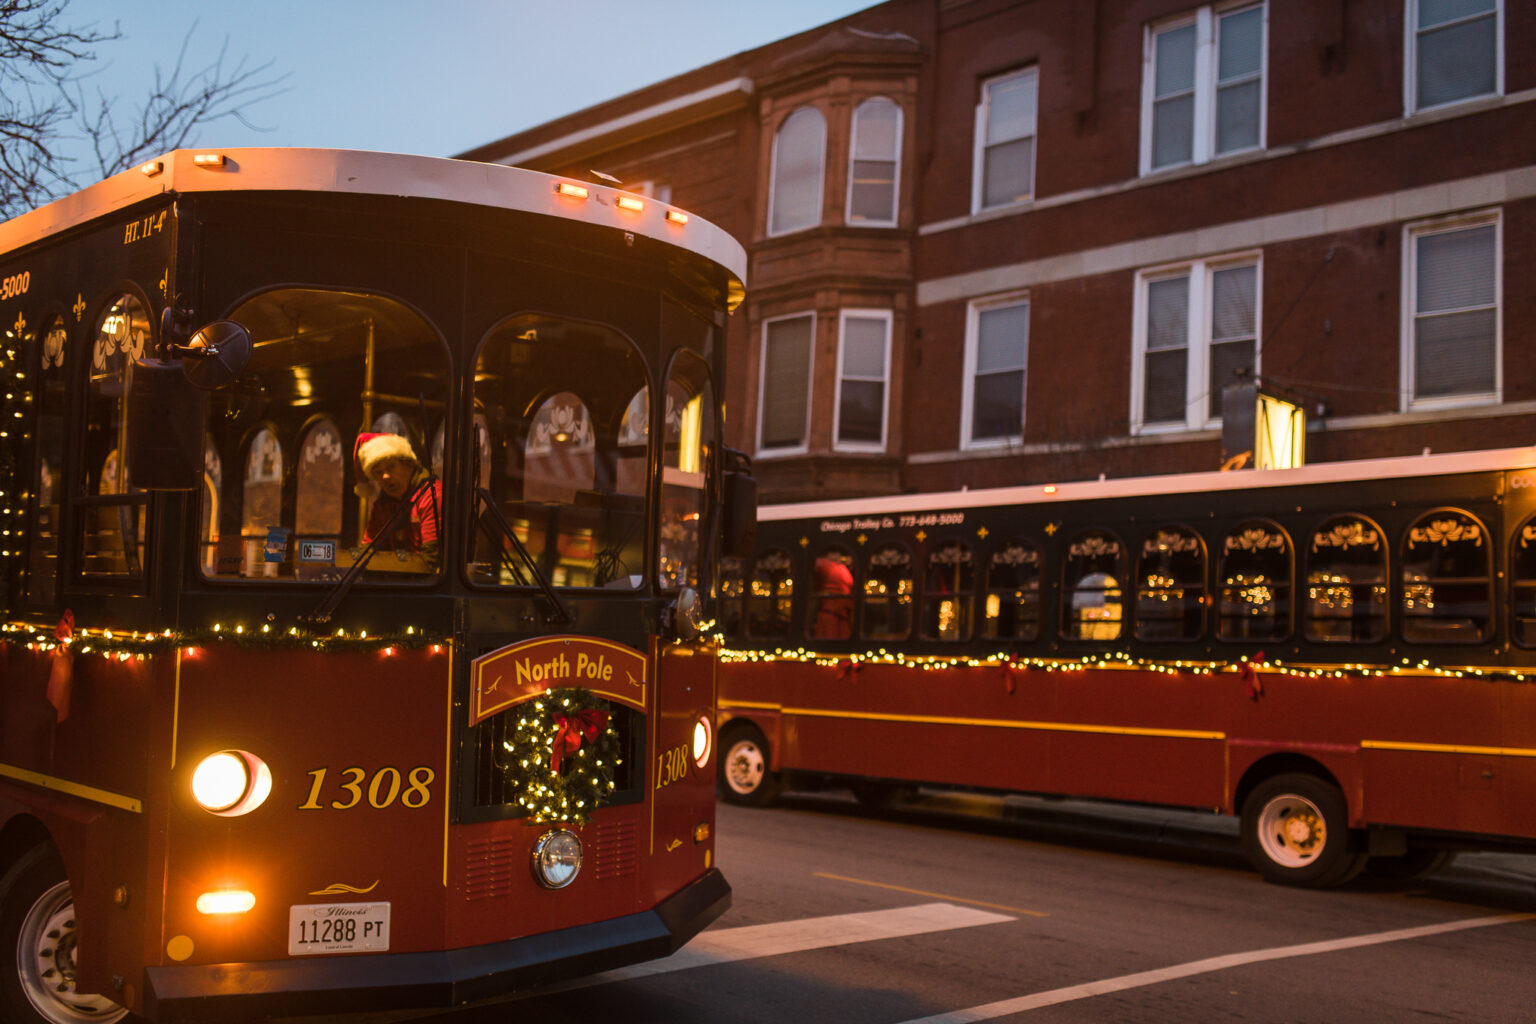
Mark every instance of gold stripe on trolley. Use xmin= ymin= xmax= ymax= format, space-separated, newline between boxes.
xmin=1362 ymin=740 xmax=1536 ymax=758
xmin=0 ymin=761 xmax=143 ymax=813
xmin=780 ymin=706 xmax=1224 ymax=741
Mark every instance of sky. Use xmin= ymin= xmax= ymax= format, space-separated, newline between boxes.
xmin=63 ymin=1 xmax=876 ymax=160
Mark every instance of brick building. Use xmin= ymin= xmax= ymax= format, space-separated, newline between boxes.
xmin=461 ymin=0 xmax=1533 ymax=503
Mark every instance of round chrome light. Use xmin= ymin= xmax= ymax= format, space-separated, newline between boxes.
xmin=531 ymin=830 xmax=582 ymax=889
xmin=190 ymin=750 xmax=272 ymax=815
xmin=692 ymin=715 xmax=713 ymax=768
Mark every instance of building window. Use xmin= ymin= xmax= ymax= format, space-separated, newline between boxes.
xmin=972 ymin=68 xmax=1036 ymax=212
xmin=757 ymin=313 xmax=814 ymax=455
xmin=1409 ymin=0 xmax=1500 ymax=112
xmin=962 ymin=294 xmax=1028 ymax=448
xmin=767 ymin=106 xmax=826 ymax=236
xmin=847 ymin=98 xmax=901 ymax=226
xmin=1133 ymin=256 xmax=1259 ymax=433
xmin=1404 ymin=215 xmax=1499 ymax=409
xmin=834 ymin=310 xmax=890 ymax=451
xmin=1143 ymin=3 xmax=1266 ymax=174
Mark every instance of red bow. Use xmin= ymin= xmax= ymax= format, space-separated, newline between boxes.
xmin=549 ymin=709 xmax=609 ymax=772
xmin=836 ymin=659 xmax=863 ymax=681
xmin=47 ymin=610 xmax=76 ymax=723
xmin=1001 ymin=655 xmax=1021 ymax=695
xmin=1241 ymin=651 xmax=1265 ymax=701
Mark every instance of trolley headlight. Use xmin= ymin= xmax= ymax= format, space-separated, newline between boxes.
xmin=191 ymin=750 xmax=272 ymax=816
xmin=692 ymin=715 xmax=713 ymax=768
xmin=532 ymin=830 xmax=583 ymax=889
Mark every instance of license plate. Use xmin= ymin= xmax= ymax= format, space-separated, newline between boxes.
xmin=288 ymin=902 xmax=390 ymax=955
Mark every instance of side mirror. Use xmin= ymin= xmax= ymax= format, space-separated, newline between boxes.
xmin=722 ymin=447 xmax=756 ymax=559
xmin=127 ymin=359 xmax=208 ymax=490
xmin=181 ymin=320 xmax=252 ymax=389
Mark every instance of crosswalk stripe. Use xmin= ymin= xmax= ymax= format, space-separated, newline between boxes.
xmin=893 ymin=911 xmax=1536 ymax=1023
xmin=566 ymin=902 xmax=1014 ymax=988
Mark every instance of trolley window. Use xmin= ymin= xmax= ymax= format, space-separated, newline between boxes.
xmin=1218 ymin=520 xmax=1291 ymax=641
xmin=1134 ymin=526 xmax=1205 ymax=642
xmin=1402 ymin=509 xmax=1490 ymax=644
xmin=1305 ymin=515 xmax=1387 ymax=643
xmin=469 ymin=314 xmax=647 ymax=590
xmin=1063 ymin=530 xmax=1125 ymax=641
xmin=982 ymin=539 xmax=1041 ymax=641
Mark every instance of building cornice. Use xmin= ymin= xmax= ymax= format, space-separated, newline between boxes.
xmin=486 ymin=77 xmax=755 ymax=170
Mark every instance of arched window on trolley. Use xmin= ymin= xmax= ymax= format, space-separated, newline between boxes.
xmin=1062 ymin=529 xmax=1125 ymax=641
xmin=1218 ymin=520 xmax=1292 ymax=642
xmin=1402 ymin=508 xmax=1491 ymax=644
xmin=860 ymin=542 xmax=913 ymax=640
xmin=809 ymin=546 xmax=855 ymax=640
xmin=1305 ymin=515 xmax=1388 ymax=644
xmin=1134 ymin=525 xmax=1205 ymax=642
xmin=921 ymin=539 xmax=975 ymax=642
xmin=982 ymin=538 xmax=1041 ymax=641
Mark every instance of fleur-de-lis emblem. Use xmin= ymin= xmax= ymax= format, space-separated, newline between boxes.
xmin=72 ymin=294 xmax=85 ymax=321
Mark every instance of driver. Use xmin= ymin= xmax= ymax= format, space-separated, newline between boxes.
xmin=354 ymin=432 xmax=441 ymax=564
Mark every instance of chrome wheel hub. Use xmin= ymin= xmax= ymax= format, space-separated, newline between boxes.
xmin=17 ymin=880 xmax=127 ymax=1023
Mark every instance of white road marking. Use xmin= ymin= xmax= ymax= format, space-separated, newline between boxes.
xmin=561 ymin=902 xmax=1014 ymax=988
xmin=895 ymin=912 xmax=1536 ymax=1023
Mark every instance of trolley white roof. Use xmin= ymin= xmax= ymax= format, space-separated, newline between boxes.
xmin=0 ymin=147 xmax=747 ymax=291
xmin=761 ymin=446 xmax=1536 ymax=522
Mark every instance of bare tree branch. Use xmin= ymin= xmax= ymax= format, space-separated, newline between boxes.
xmin=0 ymin=1 xmax=285 ymax=218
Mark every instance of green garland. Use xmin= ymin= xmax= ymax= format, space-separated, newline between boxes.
xmin=493 ymin=687 xmax=620 ymax=825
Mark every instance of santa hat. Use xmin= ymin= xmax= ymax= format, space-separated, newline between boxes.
xmin=354 ymin=432 xmax=417 ymax=478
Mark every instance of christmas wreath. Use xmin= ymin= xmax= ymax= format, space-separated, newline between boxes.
xmin=493 ymin=687 xmax=621 ymax=824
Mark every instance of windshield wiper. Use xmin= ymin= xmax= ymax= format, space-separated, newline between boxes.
xmin=304 ymin=478 xmax=433 ymax=625
xmin=475 ymin=487 xmax=573 ymax=626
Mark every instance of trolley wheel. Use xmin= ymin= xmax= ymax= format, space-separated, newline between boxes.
xmin=1239 ymin=773 xmax=1366 ymax=888
xmin=1365 ymin=848 xmax=1457 ymax=882
xmin=718 ymin=725 xmax=779 ymax=807
xmin=0 ymin=845 xmax=131 ymax=1024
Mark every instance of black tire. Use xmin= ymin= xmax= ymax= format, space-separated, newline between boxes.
xmin=1365 ymin=848 xmax=1457 ymax=882
xmin=1 ymin=844 xmax=133 ymax=1024
xmin=717 ymin=725 xmax=779 ymax=807
xmin=1239 ymin=773 xmax=1366 ymax=888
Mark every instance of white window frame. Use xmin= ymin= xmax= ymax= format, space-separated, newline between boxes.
xmin=833 ymin=309 xmax=892 ymax=452
xmin=766 ymin=107 xmax=826 ymax=238
xmin=755 ymin=311 xmax=816 ymax=458
xmin=846 ymin=98 xmax=903 ymax=228
xmin=971 ymin=68 xmax=1038 ymax=215
xmin=960 ymin=292 xmax=1030 ymax=450
xmin=1404 ymin=0 xmax=1503 ymax=115
xmin=1400 ymin=210 xmax=1502 ymax=412
xmin=1131 ymin=252 xmax=1262 ymax=435
xmin=1139 ymin=1 xmax=1268 ymax=176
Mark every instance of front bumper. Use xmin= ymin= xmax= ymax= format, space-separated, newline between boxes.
xmin=141 ymin=868 xmax=731 ymax=1022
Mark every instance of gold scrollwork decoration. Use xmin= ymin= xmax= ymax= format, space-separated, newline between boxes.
xmin=1408 ymin=517 xmax=1483 ymax=548
xmin=1312 ymin=520 xmax=1380 ymax=552
xmin=1225 ymin=527 xmax=1286 ymax=553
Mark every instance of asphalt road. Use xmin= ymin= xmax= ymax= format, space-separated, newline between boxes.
xmin=353 ymin=790 xmax=1536 ymax=1023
